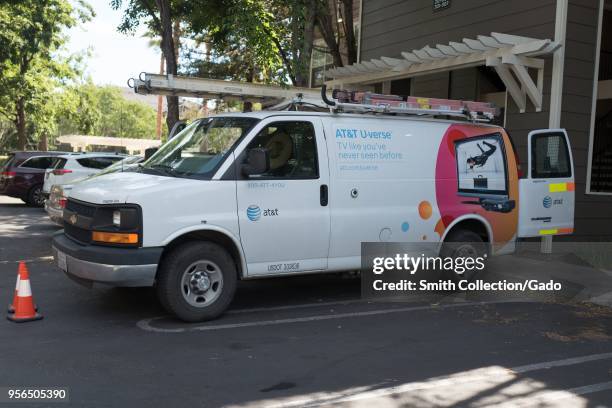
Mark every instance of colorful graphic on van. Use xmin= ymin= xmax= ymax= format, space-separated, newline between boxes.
xmin=418 ymin=201 xmax=432 ymax=220
xmin=456 ymin=135 xmax=507 ymax=195
xmin=434 ymin=124 xmax=519 ymax=246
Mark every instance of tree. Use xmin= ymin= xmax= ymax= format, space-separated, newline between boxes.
xmin=184 ymin=0 xmax=316 ymax=87
xmin=316 ymin=0 xmax=357 ymax=68
xmin=0 ymin=0 xmax=93 ymax=150
xmin=111 ymin=0 xmax=188 ymax=134
xmin=56 ymin=84 xmax=160 ymax=139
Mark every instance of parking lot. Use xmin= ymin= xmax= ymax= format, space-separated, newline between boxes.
xmin=2 ymin=195 xmax=612 ymax=407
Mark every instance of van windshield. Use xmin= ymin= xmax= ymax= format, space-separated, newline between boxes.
xmin=141 ymin=117 xmax=258 ymax=179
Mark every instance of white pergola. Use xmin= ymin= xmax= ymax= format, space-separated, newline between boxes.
xmin=325 ymin=32 xmax=561 ymax=113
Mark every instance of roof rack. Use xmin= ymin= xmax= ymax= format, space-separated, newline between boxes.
xmin=320 ymin=85 xmax=498 ymax=122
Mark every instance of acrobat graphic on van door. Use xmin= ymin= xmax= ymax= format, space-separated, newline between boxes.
xmin=435 ymin=124 xmax=519 ymax=248
xmin=455 ymin=134 xmax=507 ymax=196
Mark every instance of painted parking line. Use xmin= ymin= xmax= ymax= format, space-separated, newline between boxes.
xmin=513 ymin=351 xmax=612 ymax=373
xmin=227 ymin=298 xmax=366 ymax=315
xmin=136 ymin=300 xmax=520 ymax=333
xmin=136 ymin=299 xmax=370 ymax=332
xmin=227 ymin=352 xmax=612 ymax=408
xmin=137 ymin=298 xmax=368 ymax=332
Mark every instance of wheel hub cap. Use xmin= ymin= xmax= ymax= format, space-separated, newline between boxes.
xmin=190 ymin=271 xmax=211 ymax=293
xmin=181 ymin=260 xmax=223 ymax=308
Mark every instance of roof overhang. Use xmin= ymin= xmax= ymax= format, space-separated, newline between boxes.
xmin=325 ymin=32 xmax=561 ymax=113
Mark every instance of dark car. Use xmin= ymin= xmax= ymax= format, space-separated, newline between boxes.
xmin=0 ymin=151 xmax=69 ymax=207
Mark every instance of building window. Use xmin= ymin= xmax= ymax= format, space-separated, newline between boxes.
xmin=589 ymin=7 xmax=612 ymax=193
xmin=310 ymin=39 xmax=334 ymax=88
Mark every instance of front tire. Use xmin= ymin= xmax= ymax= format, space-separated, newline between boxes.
xmin=440 ymin=229 xmax=487 ymax=284
xmin=156 ymin=241 xmax=237 ymax=322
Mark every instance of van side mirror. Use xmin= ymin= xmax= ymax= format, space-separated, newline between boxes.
xmin=144 ymin=147 xmax=158 ymax=160
xmin=242 ymin=148 xmax=270 ymax=177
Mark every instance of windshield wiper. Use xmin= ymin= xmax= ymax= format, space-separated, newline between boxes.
xmin=145 ymin=163 xmax=178 ymax=177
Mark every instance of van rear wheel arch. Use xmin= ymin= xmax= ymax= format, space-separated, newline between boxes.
xmin=441 ymin=220 xmax=490 ymax=284
xmin=442 ymin=218 xmax=491 ymax=255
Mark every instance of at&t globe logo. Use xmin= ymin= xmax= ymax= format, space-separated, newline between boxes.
xmin=246 ymin=205 xmax=261 ymax=221
xmin=543 ymin=196 xmax=553 ymax=209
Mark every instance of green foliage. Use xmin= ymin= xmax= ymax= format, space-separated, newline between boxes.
xmin=183 ymin=0 xmax=314 ymax=85
xmin=111 ymin=0 xmax=190 ymax=35
xmin=96 ymin=86 xmax=159 ymax=138
xmin=0 ymin=0 xmax=94 ymax=149
xmin=57 ymin=84 xmax=160 ymax=139
xmin=112 ymin=0 xmax=317 ymax=86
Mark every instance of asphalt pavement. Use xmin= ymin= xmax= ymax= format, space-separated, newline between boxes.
xmin=1 ymin=195 xmax=612 ymax=407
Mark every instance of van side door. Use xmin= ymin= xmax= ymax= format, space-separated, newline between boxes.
xmin=234 ymin=117 xmax=331 ymax=276
xmin=518 ymin=129 xmax=575 ymax=237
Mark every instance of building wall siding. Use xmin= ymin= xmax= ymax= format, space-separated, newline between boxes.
xmin=359 ymin=0 xmax=611 ymax=239
xmin=361 ymin=0 xmax=556 ymax=61
xmin=361 ymin=0 xmax=556 ymax=156
xmin=561 ymin=0 xmax=611 ymax=240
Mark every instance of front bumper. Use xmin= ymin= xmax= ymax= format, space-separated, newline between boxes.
xmin=45 ymin=201 xmax=64 ymax=226
xmin=52 ymin=232 xmax=163 ymax=287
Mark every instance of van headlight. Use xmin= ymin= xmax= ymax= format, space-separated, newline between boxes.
xmin=90 ymin=205 xmax=142 ymax=247
xmin=112 ymin=210 xmax=121 ymax=227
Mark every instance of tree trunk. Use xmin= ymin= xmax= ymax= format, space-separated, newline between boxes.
xmin=316 ymin=1 xmax=344 ymax=68
xmin=156 ymin=0 xmax=180 ymax=134
xmin=173 ymin=20 xmax=181 ymax=61
xmin=38 ymin=133 xmax=48 ymax=151
xmin=156 ymin=53 xmax=165 ymax=139
xmin=341 ymin=0 xmax=357 ymax=64
xmin=295 ymin=0 xmax=316 ymax=87
xmin=15 ymin=97 xmax=27 ymax=150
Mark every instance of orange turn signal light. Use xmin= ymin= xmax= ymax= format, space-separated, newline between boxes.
xmin=92 ymin=231 xmax=139 ymax=244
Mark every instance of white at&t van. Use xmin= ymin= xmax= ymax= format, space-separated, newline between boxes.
xmin=52 ymin=93 xmax=575 ymax=321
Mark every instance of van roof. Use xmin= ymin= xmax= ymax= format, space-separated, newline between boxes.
xmin=209 ymin=110 xmax=503 ymax=128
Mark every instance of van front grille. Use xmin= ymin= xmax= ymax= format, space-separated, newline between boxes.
xmin=63 ymin=199 xmax=97 ymax=244
xmin=65 ymin=199 xmax=96 ymax=217
xmin=64 ymin=223 xmax=92 ymax=244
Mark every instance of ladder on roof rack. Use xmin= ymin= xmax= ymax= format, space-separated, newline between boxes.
xmin=320 ymin=85 xmax=499 ymax=122
xmin=128 ymin=73 xmax=325 ymax=108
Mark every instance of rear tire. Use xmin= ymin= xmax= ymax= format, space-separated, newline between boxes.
xmin=440 ymin=229 xmax=487 ymax=284
xmin=156 ymin=241 xmax=237 ymax=322
xmin=26 ymin=184 xmax=45 ymax=207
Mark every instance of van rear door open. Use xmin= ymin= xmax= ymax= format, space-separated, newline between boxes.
xmin=518 ymin=129 xmax=575 ymax=237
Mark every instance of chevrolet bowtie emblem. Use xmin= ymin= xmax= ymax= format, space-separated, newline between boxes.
xmin=69 ymin=214 xmax=77 ymax=225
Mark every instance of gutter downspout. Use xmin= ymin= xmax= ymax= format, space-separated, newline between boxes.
xmin=356 ymin=0 xmax=364 ymax=63
xmin=542 ymin=0 xmax=568 ymax=254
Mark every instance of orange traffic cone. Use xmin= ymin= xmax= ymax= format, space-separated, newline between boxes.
xmin=7 ymin=262 xmax=43 ymax=323
xmin=7 ymin=265 xmax=21 ymax=313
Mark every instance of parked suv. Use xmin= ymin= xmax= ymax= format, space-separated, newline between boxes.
xmin=43 ymin=153 xmax=126 ymax=195
xmin=0 ymin=151 xmax=69 ymax=206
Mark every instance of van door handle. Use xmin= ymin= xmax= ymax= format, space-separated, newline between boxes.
xmin=320 ymin=184 xmax=328 ymax=206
